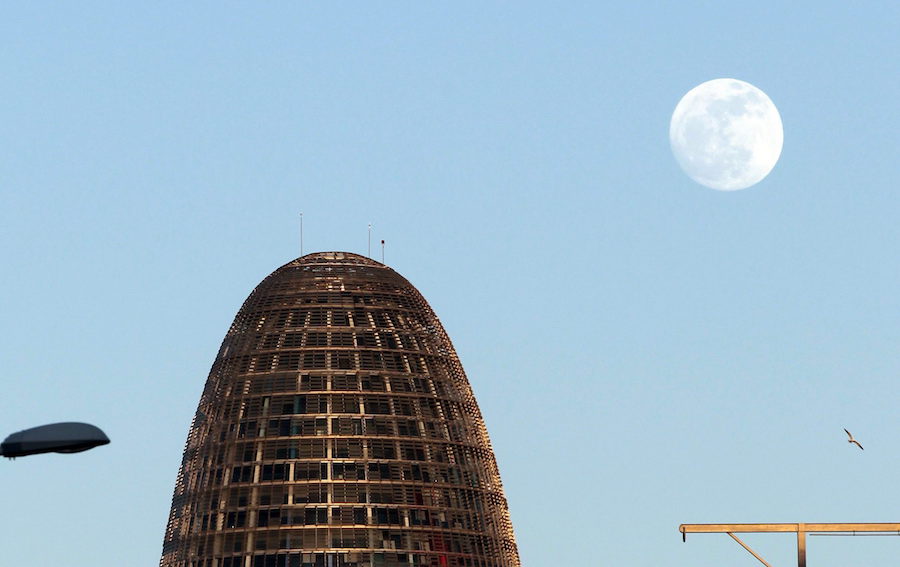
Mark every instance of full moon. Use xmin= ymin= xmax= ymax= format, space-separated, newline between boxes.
xmin=670 ymin=78 xmax=783 ymax=191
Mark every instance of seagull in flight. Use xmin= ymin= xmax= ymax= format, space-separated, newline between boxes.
xmin=844 ymin=428 xmax=864 ymax=451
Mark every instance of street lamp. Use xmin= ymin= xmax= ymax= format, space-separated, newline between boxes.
xmin=1 ymin=422 xmax=110 ymax=459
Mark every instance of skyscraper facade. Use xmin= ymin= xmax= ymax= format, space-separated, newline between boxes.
xmin=161 ymin=252 xmax=520 ymax=567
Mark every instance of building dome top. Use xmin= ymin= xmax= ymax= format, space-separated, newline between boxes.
xmin=286 ymin=251 xmax=384 ymax=268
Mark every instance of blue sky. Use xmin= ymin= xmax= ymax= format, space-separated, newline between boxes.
xmin=1 ymin=3 xmax=898 ymax=566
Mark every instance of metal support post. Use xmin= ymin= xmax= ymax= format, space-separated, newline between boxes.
xmin=797 ymin=523 xmax=806 ymax=567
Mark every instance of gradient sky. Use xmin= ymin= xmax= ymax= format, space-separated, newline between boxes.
xmin=1 ymin=3 xmax=898 ymax=566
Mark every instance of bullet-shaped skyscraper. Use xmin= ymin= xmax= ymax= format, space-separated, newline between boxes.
xmin=161 ymin=252 xmax=520 ymax=567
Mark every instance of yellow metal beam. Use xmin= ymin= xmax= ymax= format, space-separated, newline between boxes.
xmin=681 ymin=522 xmax=900 ymax=567
xmin=680 ymin=523 xmax=900 ymax=534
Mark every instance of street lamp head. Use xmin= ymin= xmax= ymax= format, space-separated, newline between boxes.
xmin=1 ymin=422 xmax=110 ymax=458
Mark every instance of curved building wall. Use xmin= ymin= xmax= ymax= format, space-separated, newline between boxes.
xmin=161 ymin=252 xmax=520 ymax=567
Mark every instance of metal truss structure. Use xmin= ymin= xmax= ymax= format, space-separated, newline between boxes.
xmin=680 ymin=522 xmax=900 ymax=567
xmin=161 ymin=252 xmax=520 ymax=567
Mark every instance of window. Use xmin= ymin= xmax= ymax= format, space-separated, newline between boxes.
xmin=331 ymin=352 xmax=354 ymax=370
xmin=331 ymin=310 xmax=349 ymax=326
xmin=365 ymin=418 xmax=393 ymax=436
xmin=293 ymin=462 xmax=325 ymax=481
xmin=292 ymin=483 xmax=327 ymax=504
xmin=308 ymin=309 xmax=328 ymax=326
xmin=372 ymin=311 xmax=389 ymax=328
xmin=304 ymin=508 xmax=328 ymax=524
xmin=257 ymin=509 xmax=280 ymax=527
xmin=306 ymin=332 xmax=328 ymax=346
xmin=397 ymin=420 xmax=420 ymax=437
xmin=332 ymin=395 xmax=359 ymax=414
xmin=225 ymin=511 xmax=246 ymax=528
xmin=374 ymin=508 xmax=401 ymax=525
xmin=401 ymin=443 xmax=426 ymax=462
xmin=268 ymin=419 xmax=291 ymax=437
xmin=355 ymin=331 xmax=376 ymax=346
xmin=361 ymin=375 xmax=385 ymax=392
xmin=331 ymin=333 xmax=354 ymax=346
xmin=367 ymin=462 xmax=391 ymax=481
xmin=332 ymin=439 xmax=363 ymax=458
xmin=331 ymin=375 xmax=358 ymax=391
xmin=395 ymin=400 xmax=414 ymax=416
xmin=231 ymin=465 xmax=253 ymax=483
xmin=331 ymin=417 xmax=362 ymax=435
xmin=332 ymin=483 xmax=365 ymax=503
xmin=332 ymin=462 xmax=365 ymax=480
xmin=299 ymin=374 xmax=326 ymax=392
xmin=369 ymin=440 xmax=396 ymax=459
xmin=301 ymin=352 xmax=327 ymax=369
xmin=364 ymin=398 xmax=391 ymax=415
xmin=297 ymin=439 xmax=326 ymax=458
xmin=229 ymin=487 xmax=250 ymax=508
xmin=277 ymin=353 xmax=301 ymax=371
xmin=261 ymin=464 xmax=287 ymax=481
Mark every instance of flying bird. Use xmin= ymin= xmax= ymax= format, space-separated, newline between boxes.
xmin=844 ymin=428 xmax=864 ymax=451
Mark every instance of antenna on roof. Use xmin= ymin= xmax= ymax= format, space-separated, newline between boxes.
xmin=381 ymin=240 xmax=385 ymax=263
xmin=367 ymin=223 xmax=373 ymax=258
xmin=299 ymin=212 xmax=304 ymax=256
